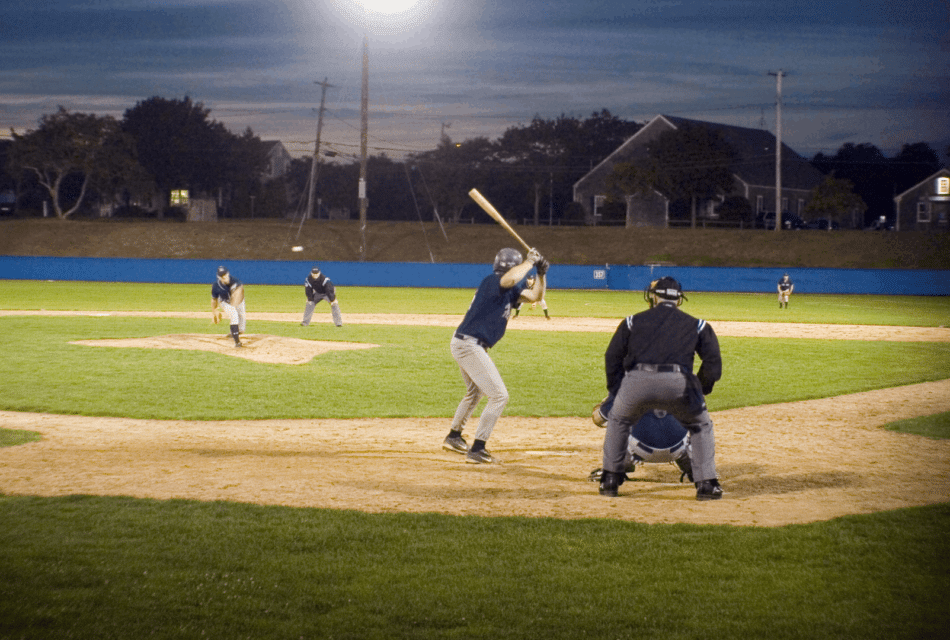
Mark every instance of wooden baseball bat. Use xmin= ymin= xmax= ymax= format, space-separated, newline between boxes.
xmin=468 ymin=188 xmax=532 ymax=253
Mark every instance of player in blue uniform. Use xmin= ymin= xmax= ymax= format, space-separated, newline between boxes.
xmin=588 ymin=393 xmax=693 ymax=483
xmin=443 ymin=247 xmax=548 ymax=464
xmin=301 ymin=266 xmax=342 ymax=327
xmin=777 ymin=273 xmax=794 ymax=309
xmin=211 ymin=266 xmax=245 ymax=347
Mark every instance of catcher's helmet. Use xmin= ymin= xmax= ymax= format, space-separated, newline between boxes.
xmin=216 ymin=266 xmax=229 ymax=278
xmin=493 ymin=248 xmax=523 ymax=275
xmin=645 ymin=276 xmax=687 ymax=307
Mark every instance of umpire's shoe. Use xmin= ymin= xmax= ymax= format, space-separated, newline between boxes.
xmin=695 ymin=479 xmax=723 ymax=501
xmin=599 ymin=470 xmax=625 ymax=497
xmin=442 ymin=434 xmax=468 ymax=454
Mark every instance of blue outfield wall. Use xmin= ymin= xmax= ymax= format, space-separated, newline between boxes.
xmin=0 ymin=256 xmax=948 ymax=295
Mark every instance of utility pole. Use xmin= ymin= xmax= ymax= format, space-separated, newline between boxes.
xmin=769 ymin=69 xmax=784 ymax=232
xmin=307 ymin=77 xmax=336 ymax=222
xmin=359 ymin=35 xmax=369 ymax=261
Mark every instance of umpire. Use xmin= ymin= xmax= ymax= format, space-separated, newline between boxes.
xmin=600 ymin=276 xmax=723 ymax=500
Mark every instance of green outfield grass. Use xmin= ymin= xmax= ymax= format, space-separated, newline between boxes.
xmin=2 ymin=280 xmax=950 ymax=325
xmin=1 ymin=281 xmax=948 ymax=639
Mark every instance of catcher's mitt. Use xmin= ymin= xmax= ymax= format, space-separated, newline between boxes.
xmin=212 ymin=308 xmax=223 ymax=324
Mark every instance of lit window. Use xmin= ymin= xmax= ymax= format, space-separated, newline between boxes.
xmin=938 ymin=177 xmax=949 ymax=196
xmin=170 ymin=190 xmax=189 ymax=206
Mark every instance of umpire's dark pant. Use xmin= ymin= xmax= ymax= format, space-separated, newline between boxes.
xmin=603 ymin=369 xmax=717 ymax=483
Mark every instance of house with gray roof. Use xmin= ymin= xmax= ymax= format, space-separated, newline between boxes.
xmin=573 ymin=114 xmax=826 ymax=227
xmin=892 ymin=167 xmax=950 ymax=231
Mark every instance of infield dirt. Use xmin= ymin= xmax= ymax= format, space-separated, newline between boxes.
xmin=1 ymin=312 xmax=949 ymax=527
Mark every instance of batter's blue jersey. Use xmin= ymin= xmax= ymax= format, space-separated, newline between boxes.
xmin=456 ymin=273 xmax=525 ymax=347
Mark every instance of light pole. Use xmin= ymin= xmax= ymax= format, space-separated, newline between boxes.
xmin=346 ymin=0 xmax=426 ymax=260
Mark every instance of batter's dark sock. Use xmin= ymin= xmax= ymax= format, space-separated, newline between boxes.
xmin=470 ymin=439 xmax=486 ymax=452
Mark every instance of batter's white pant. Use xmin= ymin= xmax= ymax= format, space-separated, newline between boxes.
xmin=450 ymin=334 xmax=509 ymax=443
xmin=219 ymin=300 xmax=246 ymax=332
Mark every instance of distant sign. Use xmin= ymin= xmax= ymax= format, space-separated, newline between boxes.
xmin=593 ymin=269 xmax=606 ymax=280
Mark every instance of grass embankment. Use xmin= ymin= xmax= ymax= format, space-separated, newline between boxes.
xmin=2 ymin=218 xmax=949 ymax=269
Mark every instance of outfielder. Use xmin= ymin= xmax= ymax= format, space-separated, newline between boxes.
xmin=777 ymin=273 xmax=794 ymax=309
xmin=443 ymin=247 xmax=548 ymax=464
xmin=599 ymin=276 xmax=723 ymax=500
xmin=211 ymin=266 xmax=246 ymax=348
xmin=589 ymin=394 xmax=693 ymax=483
xmin=301 ymin=266 xmax=343 ymax=327
xmin=513 ymin=276 xmax=550 ymax=319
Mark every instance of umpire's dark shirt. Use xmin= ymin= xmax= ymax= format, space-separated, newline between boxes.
xmin=605 ymin=302 xmax=722 ymax=396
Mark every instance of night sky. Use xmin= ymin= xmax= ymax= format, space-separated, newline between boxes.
xmin=1 ymin=0 xmax=947 ymax=161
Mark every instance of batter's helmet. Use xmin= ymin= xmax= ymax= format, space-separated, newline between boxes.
xmin=645 ymin=276 xmax=687 ymax=307
xmin=493 ymin=248 xmax=523 ymax=275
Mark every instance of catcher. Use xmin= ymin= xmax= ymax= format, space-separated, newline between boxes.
xmin=588 ymin=393 xmax=693 ymax=483
xmin=211 ymin=266 xmax=246 ymax=348
xmin=777 ymin=273 xmax=794 ymax=309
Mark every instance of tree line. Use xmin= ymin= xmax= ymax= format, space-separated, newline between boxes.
xmin=2 ymin=98 xmax=946 ymax=228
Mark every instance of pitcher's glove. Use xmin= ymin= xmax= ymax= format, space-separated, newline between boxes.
xmin=212 ymin=308 xmax=223 ymax=324
xmin=535 ymin=258 xmax=549 ymax=277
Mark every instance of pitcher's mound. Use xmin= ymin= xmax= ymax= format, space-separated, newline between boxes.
xmin=71 ymin=334 xmax=378 ymax=365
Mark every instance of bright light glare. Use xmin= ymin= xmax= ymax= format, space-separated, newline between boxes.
xmin=361 ymin=0 xmax=420 ymax=13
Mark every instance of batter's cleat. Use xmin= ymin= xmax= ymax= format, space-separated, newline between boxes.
xmin=465 ymin=448 xmax=497 ymax=464
xmin=695 ymin=479 xmax=723 ymax=501
xmin=442 ymin=434 xmax=468 ymax=454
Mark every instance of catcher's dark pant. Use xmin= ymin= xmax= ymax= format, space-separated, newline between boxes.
xmin=603 ymin=369 xmax=717 ymax=483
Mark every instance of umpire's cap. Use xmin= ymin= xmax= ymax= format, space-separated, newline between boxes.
xmin=645 ymin=276 xmax=687 ymax=306
xmin=216 ymin=266 xmax=229 ymax=278
xmin=311 ymin=267 xmax=322 ymax=276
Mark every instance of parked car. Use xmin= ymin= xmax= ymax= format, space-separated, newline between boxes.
xmin=865 ymin=216 xmax=894 ymax=231
xmin=757 ymin=212 xmax=806 ymax=230
xmin=805 ymin=218 xmax=839 ymax=230
xmin=0 ymin=190 xmax=15 ymax=215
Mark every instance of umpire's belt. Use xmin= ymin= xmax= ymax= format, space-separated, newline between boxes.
xmin=632 ymin=363 xmax=687 ymax=374
xmin=455 ymin=332 xmax=490 ymax=349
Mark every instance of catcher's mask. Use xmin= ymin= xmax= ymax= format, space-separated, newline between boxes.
xmin=645 ymin=276 xmax=686 ymax=308
xmin=493 ymin=248 xmax=523 ymax=275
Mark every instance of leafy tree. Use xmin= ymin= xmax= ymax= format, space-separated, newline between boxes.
xmin=805 ymin=175 xmax=867 ymax=228
xmin=890 ymin=142 xmax=941 ymax=192
xmin=7 ymin=107 xmax=140 ymax=219
xmin=811 ymin=142 xmax=889 ymax=226
xmin=715 ymin=195 xmax=754 ymax=227
xmin=122 ymin=96 xmax=237 ymax=218
xmin=608 ymin=124 xmax=736 ymax=228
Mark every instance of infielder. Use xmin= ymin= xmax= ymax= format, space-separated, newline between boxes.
xmin=443 ymin=247 xmax=548 ymax=464
xmin=777 ymin=273 xmax=794 ymax=309
xmin=513 ymin=276 xmax=550 ymax=319
xmin=301 ymin=266 xmax=343 ymax=327
xmin=589 ymin=394 xmax=693 ymax=483
xmin=599 ymin=276 xmax=723 ymax=500
xmin=211 ymin=266 xmax=246 ymax=348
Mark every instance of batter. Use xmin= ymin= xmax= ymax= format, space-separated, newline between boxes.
xmin=443 ymin=247 xmax=548 ymax=464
